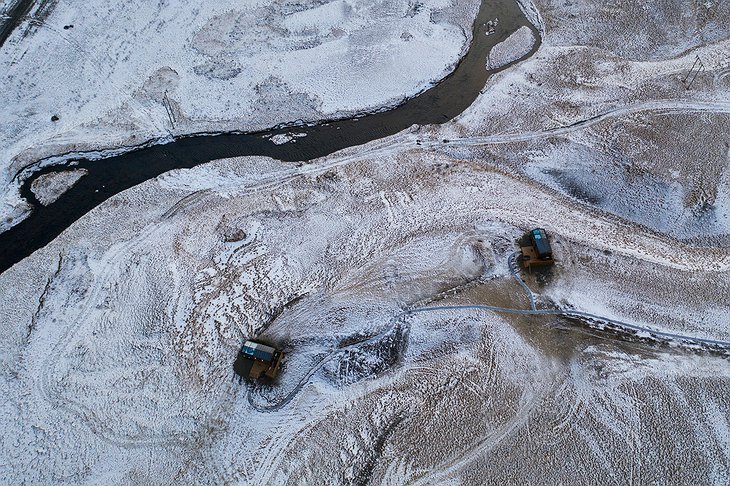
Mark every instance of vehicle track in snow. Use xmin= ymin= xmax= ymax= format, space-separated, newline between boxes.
xmin=412 ymin=99 xmax=730 ymax=148
xmin=158 ymin=100 xmax=730 ymax=276
xmin=34 ymin=223 xmax=185 ymax=447
xmin=23 ymin=17 xmax=166 ymax=134
xmin=33 ymin=220 xmax=231 ymax=448
xmin=248 ymin=251 xmax=730 ymax=413
xmin=33 ymin=206 xmax=729 ymax=448
xmin=28 ymin=96 xmax=730 ymax=442
xmin=141 ymin=99 xmax=730 ymax=205
xmin=409 ymin=367 xmax=557 ymax=486
xmin=508 ymin=251 xmax=536 ymax=310
xmin=3 ymin=92 xmax=729 ymax=276
xmin=143 ymin=101 xmax=730 ymax=279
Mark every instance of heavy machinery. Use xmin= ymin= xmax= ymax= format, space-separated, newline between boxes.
xmin=234 ymin=340 xmax=284 ymax=380
xmin=520 ymin=228 xmax=554 ymax=270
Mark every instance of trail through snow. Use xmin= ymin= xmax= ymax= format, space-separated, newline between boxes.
xmin=248 ymin=252 xmax=730 ymax=414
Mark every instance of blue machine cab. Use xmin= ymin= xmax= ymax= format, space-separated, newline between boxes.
xmin=529 ymin=228 xmax=553 ymax=260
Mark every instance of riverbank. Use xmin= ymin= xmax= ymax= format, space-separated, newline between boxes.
xmin=0 ymin=0 xmax=540 ymax=272
xmin=0 ymin=0 xmax=480 ymax=228
xmin=1 ymin=0 xmax=729 ymax=483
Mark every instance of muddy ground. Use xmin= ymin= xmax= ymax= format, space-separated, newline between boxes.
xmin=0 ymin=0 xmax=729 ymax=483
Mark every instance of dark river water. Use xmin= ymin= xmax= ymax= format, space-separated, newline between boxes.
xmin=0 ymin=0 xmax=540 ymax=274
xmin=0 ymin=0 xmax=34 ymax=48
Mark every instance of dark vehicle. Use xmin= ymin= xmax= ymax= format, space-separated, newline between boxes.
xmin=234 ymin=340 xmax=284 ymax=380
xmin=529 ymin=228 xmax=553 ymax=260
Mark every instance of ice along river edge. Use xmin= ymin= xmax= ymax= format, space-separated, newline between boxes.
xmin=0 ymin=0 xmax=540 ymax=274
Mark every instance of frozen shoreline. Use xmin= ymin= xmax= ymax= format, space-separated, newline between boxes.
xmin=0 ymin=0 xmax=541 ymax=266
xmin=0 ymin=0 xmax=480 ymax=219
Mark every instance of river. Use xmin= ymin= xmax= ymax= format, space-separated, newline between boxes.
xmin=0 ymin=0 xmax=540 ymax=274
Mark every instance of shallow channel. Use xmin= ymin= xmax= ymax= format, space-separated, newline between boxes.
xmin=0 ymin=0 xmax=540 ymax=274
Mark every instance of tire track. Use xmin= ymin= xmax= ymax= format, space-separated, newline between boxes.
xmin=34 ymin=221 xmax=206 ymax=448
xmin=508 ymin=251 xmax=535 ymax=310
xmin=248 ymin=253 xmax=730 ymax=414
xmin=113 ymin=99 xmax=730 ymax=202
xmin=22 ymin=98 xmax=730 ymax=450
xmin=415 ymin=99 xmax=730 ymax=148
xmin=23 ymin=17 xmax=165 ymax=134
xmin=408 ymin=372 xmax=554 ymax=486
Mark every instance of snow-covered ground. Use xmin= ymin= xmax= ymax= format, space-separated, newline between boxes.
xmin=441 ymin=0 xmax=730 ymax=241
xmin=2 ymin=136 xmax=729 ymax=482
xmin=0 ymin=0 xmax=479 ymax=226
xmin=0 ymin=0 xmax=16 ymax=13
xmin=29 ymin=168 xmax=88 ymax=205
xmin=2 ymin=0 xmax=730 ymax=483
xmin=536 ymin=0 xmax=729 ymax=61
xmin=487 ymin=25 xmax=534 ymax=70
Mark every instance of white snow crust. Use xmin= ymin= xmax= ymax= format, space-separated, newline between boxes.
xmin=487 ymin=25 xmax=535 ymax=70
xmin=29 ymin=168 xmax=88 ymax=206
xmin=2 ymin=0 xmax=730 ymax=483
xmin=0 ymin=0 xmax=479 ymax=225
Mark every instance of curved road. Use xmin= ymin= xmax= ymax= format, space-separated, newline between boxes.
xmin=248 ymin=252 xmax=730 ymax=412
